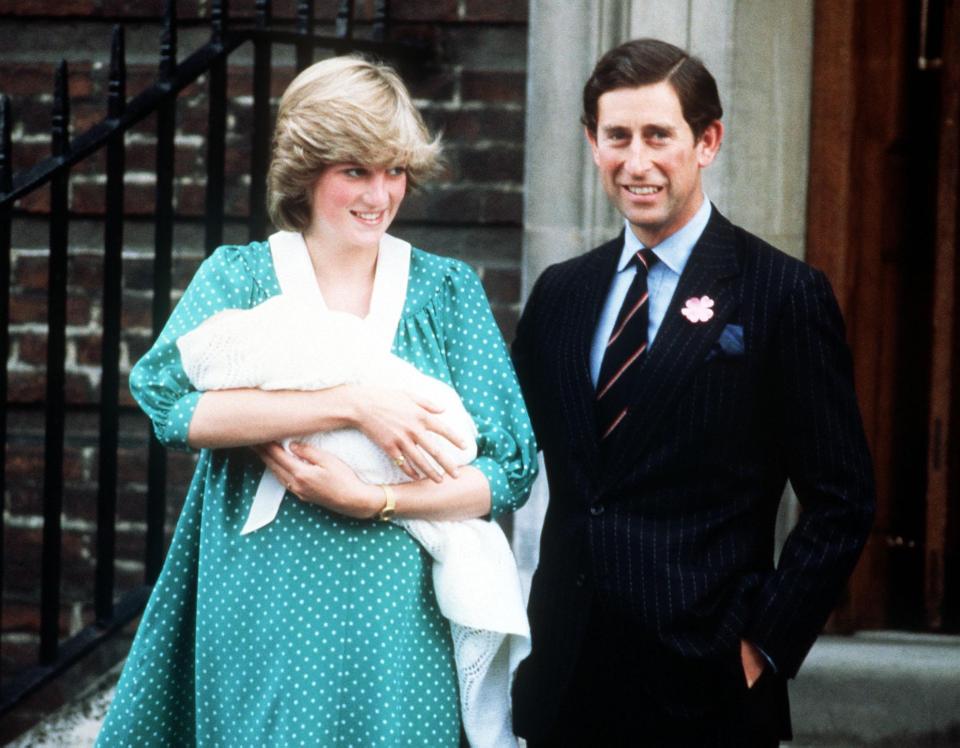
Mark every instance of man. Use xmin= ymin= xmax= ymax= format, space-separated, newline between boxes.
xmin=510 ymin=38 xmax=875 ymax=747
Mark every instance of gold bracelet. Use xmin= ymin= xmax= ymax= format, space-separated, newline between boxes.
xmin=376 ymin=484 xmax=396 ymax=522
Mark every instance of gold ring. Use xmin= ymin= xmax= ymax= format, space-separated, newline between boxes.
xmin=393 ymin=455 xmax=406 ymax=468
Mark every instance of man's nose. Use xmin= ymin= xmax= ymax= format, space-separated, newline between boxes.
xmin=624 ymin=141 xmax=652 ymax=175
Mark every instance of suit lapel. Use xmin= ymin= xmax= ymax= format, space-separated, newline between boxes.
xmin=558 ymin=233 xmax=623 ymax=480
xmin=601 ymin=209 xmax=742 ymax=487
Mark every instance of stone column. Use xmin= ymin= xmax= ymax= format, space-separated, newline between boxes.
xmin=513 ymin=0 xmax=814 ymax=591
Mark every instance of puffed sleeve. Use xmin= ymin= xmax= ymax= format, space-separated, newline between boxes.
xmin=439 ymin=262 xmax=539 ymax=519
xmin=129 ymin=246 xmax=260 ymax=451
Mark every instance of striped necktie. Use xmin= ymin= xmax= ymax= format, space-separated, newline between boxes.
xmin=596 ymin=247 xmax=658 ymax=440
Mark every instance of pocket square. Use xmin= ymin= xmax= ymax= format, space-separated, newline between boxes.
xmin=705 ymin=323 xmax=745 ymax=362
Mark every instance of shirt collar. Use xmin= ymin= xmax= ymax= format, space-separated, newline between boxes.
xmin=617 ymin=195 xmax=713 ymax=274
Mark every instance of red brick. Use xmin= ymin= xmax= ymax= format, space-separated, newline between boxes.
xmin=392 ymin=0 xmax=458 ymax=22
xmin=451 ymin=145 xmax=524 ymax=183
xmin=2 ymin=602 xmax=44 ymax=633
xmin=461 ymin=70 xmax=525 ymax=104
xmin=394 ymin=24 xmax=444 ymax=55
xmin=9 ymin=293 xmax=92 ymax=327
xmin=431 ymin=107 xmax=525 ymax=142
xmin=11 ymin=140 xmax=51 ymax=175
xmin=15 ymin=190 xmax=50 ymax=214
xmin=481 ymin=267 xmax=520 ymax=304
xmin=121 ymin=294 xmax=153 ymax=330
xmin=5 ymin=443 xmax=45 ymax=486
xmin=67 ymin=372 xmax=99 ymax=404
xmin=99 ymin=0 xmax=204 ymax=18
xmin=116 ymin=447 xmax=148 ymax=485
xmin=74 ymin=333 xmax=104 ymax=366
xmin=398 ymin=187 xmax=484 ymax=223
xmin=0 ymin=62 xmax=94 ymax=97
xmin=73 ymin=100 xmax=108 ymax=135
xmin=13 ymin=256 xmax=48 ymax=291
xmin=115 ymin=487 xmax=149 ymax=524
xmin=463 ymin=0 xmax=527 ymax=22
xmin=73 ymin=149 xmax=107 ymax=178
xmin=480 ymin=189 xmax=522 ymax=223
xmin=72 ymin=181 xmax=164 ymax=216
xmin=119 ymin=380 xmax=137 ymax=407
xmin=125 ymin=66 xmax=165 ymax=98
xmin=16 ymin=332 xmax=47 ymax=366
xmin=123 ymin=258 xmax=155 ymax=292
xmin=7 ymin=371 xmax=44 ymax=402
xmin=173 ymin=256 xmax=203 ymax=289
xmin=0 ymin=0 xmax=97 ymax=17
xmin=2 ymin=526 xmax=92 ymax=601
xmin=399 ymin=186 xmax=521 ymax=224
xmin=69 ymin=254 xmax=106 ymax=291
xmin=123 ymin=141 xmax=202 ymax=177
xmin=10 ymin=371 xmax=102 ymax=404
xmin=224 ymin=139 xmax=253 ymax=176
xmin=406 ymin=70 xmax=456 ymax=102
xmin=490 ymin=303 xmax=518 ymax=342
xmin=176 ymin=182 xmax=208 ymax=217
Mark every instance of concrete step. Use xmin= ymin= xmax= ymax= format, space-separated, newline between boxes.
xmin=790 ymin=632 xmax=960 ymax=747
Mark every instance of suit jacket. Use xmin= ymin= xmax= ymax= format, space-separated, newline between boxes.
xmin=510 ymin=208 xmax=875 ymax=738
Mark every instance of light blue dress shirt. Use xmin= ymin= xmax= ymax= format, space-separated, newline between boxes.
xmin=589 ymin=196 xmax=713 ymax=386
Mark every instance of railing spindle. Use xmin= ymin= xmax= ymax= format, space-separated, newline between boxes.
xmin=335 ymin=0 xmax=355 ymax=40
xmin=248 ymin=0 xmax=272 ymax=241
xmin=205 ymin=0 xmax=229 ymax=255
xmin=94 ymin=26 xmax=126 ymax=623
xmin=211 ymin=0 xmax=227 ymax=44
xmin=146 ymin=0 xmax=178 ymax=584
xmin=40 ymin=61 xmax=71 ymax=665
xmin=296 ymin=0 xmax=315 ymax=71
xmin=372 ymin=0 xmax=389 ymax=42
xmin=0 ymin=95 xmax=12 ymax=677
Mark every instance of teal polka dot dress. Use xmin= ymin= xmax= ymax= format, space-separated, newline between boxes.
xmin=96 ymin=242 xmax=538 ymax=747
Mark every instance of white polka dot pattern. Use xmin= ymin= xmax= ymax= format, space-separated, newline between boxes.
xmin=96 ymin=243 xmax=538 ymax=746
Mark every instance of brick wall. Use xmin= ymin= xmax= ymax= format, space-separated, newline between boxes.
xmin=0 ymin=0 xmax=527 ymax=685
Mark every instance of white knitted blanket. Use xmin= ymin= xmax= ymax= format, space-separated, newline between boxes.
xmin=175 ymin=234 xmax=529 ymax=748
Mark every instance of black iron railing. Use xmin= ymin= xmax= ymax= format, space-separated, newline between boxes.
xmin=0 ymin=0 xmax=427 ymax=715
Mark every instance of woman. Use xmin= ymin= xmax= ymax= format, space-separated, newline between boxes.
xmin=97 ymin=55 xmax=538 ymax=746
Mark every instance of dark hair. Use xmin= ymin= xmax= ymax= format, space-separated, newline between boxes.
xmin=582 ymin=38 xmax=723 ymax=140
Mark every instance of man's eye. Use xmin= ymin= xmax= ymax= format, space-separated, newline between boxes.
xmin=344 ymin=167 xmax=365 ymax=177
xmin=387 ymin=166 xmax=407 ymax=177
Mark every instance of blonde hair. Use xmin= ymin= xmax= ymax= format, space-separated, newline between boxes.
xmin=267 ymin=55 xmax=443 ymax=231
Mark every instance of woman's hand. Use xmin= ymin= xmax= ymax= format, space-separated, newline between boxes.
xmin=253 ymin=441 xmax=382 ymax=520
xmin=345 ymin=384 xmax=467 ymax=483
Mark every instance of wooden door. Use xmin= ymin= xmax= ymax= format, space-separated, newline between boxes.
xmin=807 ymin=0 xmax=959 ymax=630
xmin=924 ymin=0 xmax=959 ymax=630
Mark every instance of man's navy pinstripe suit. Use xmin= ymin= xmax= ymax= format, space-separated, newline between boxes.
xmin=510 ymin=208 xmax=875 ymax=745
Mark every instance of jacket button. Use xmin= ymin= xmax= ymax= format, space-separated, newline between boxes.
xmin=590 ymin=504 xmax=604 ymax=516
xmin=576 ymin=572 xmax=586 ymax=587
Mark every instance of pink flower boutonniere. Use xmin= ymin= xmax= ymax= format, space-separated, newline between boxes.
xmin=681 ymin=295 xmax=715 ymax=323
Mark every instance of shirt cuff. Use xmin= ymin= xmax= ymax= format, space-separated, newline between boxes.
xmin=156 ymin=390 xmax=203 ymax=451
xmin=471 ymin=455 xmax=515 ymax=520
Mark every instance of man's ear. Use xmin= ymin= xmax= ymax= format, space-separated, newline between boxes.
xmin=696 ymin=120 xmax=724 ymax=168
xmin=585 ymin=126 xmax=601 ymax=166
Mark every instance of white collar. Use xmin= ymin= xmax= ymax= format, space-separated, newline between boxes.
xmin=268 ymin=230 xmax=412 ymax=352
xmin=617 ymin=195 xmax=713 ymax=275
